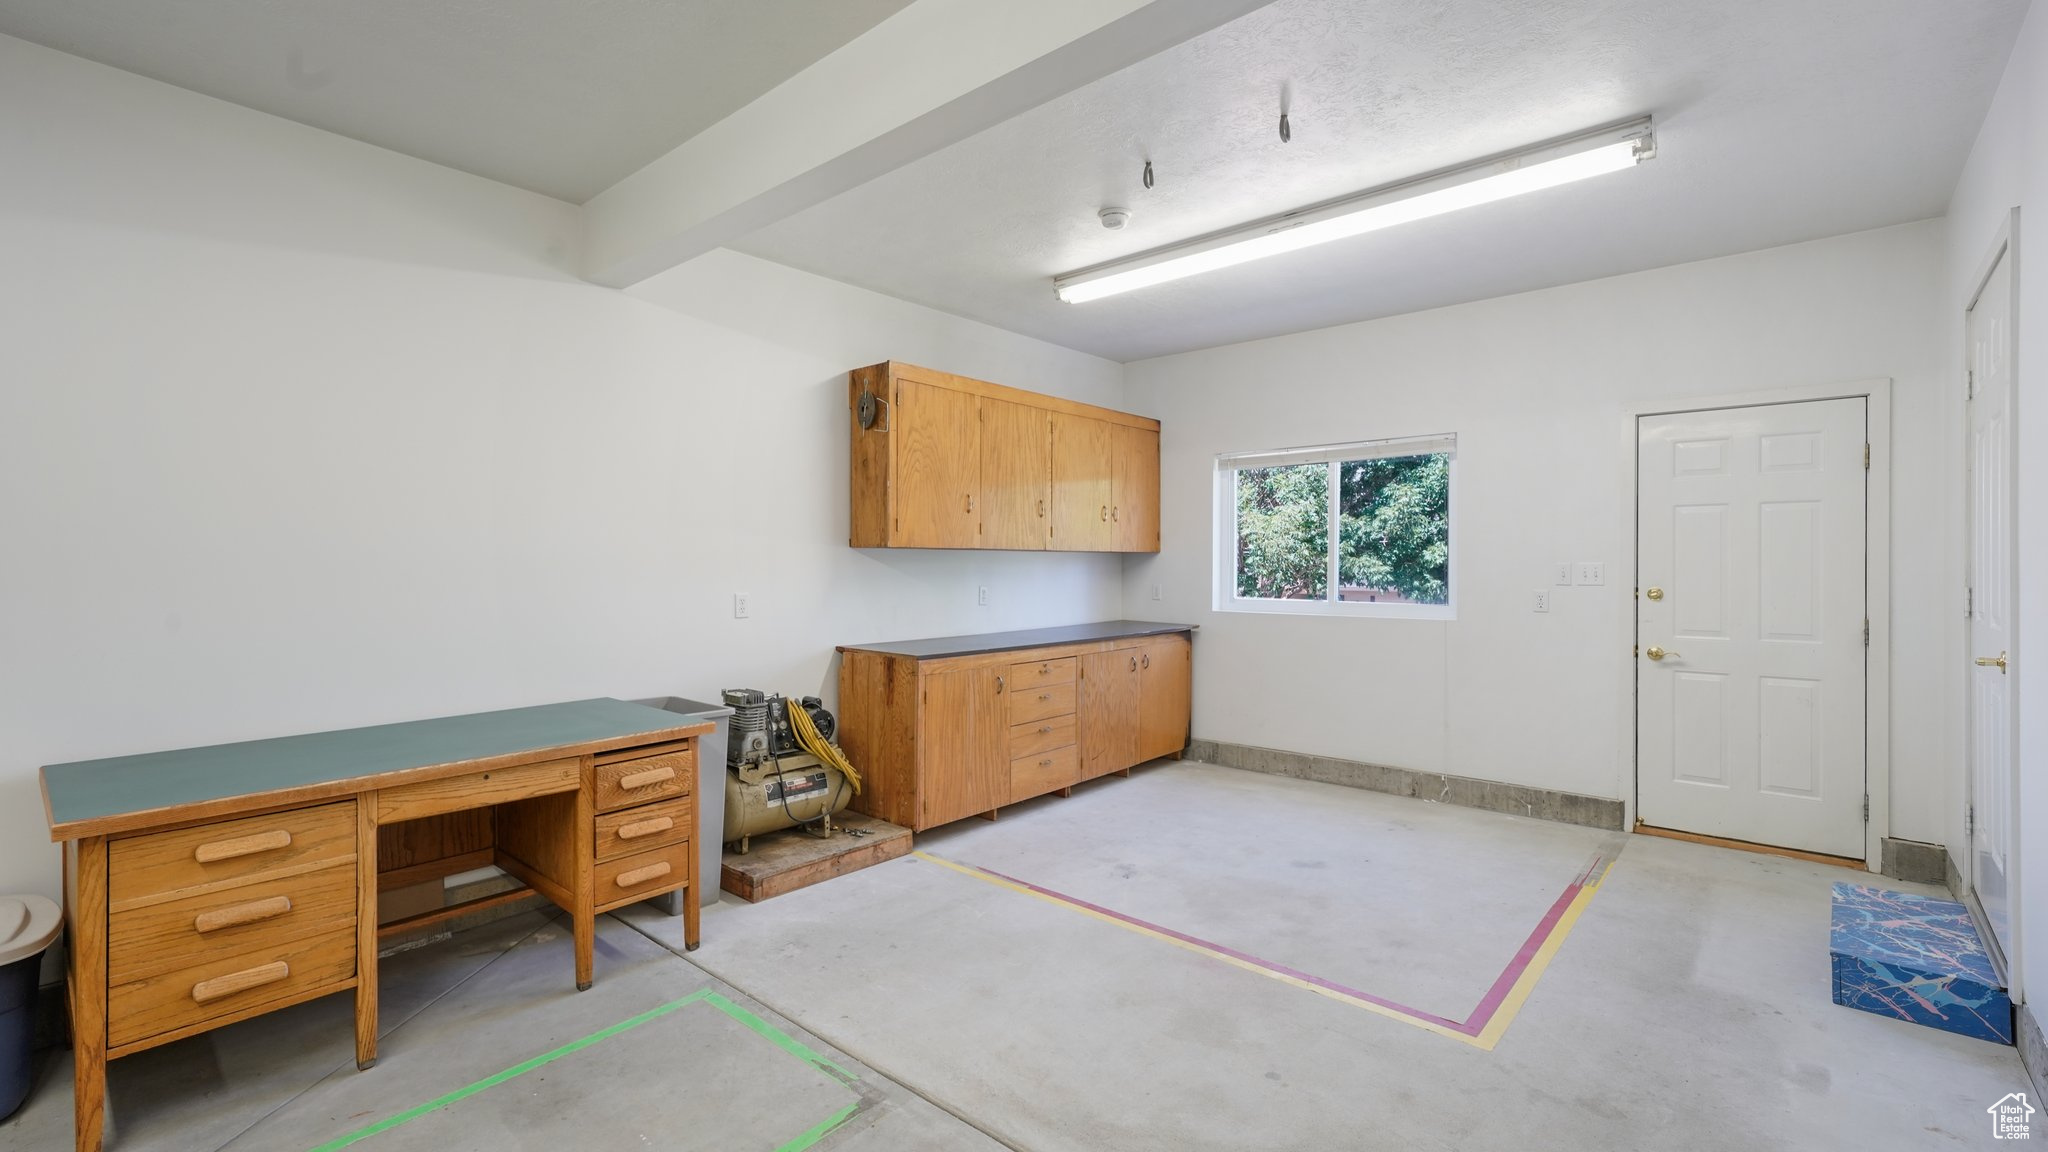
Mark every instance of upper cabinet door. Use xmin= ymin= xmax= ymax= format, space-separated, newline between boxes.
xmin=1114 ymin=425 xmax=1160 ymax=553
xmin=1050 ymin=413 xmax=1115 ymax=552
xmin=893 ymin=379 xmax=980 ymax=548
xmin=979 ymin=398 xmax=1050 ymax=551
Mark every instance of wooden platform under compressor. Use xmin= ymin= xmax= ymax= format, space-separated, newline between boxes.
xmin=719 ymin=814 xmax=912 ymax=903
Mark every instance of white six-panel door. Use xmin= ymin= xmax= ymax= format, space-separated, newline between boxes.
xmin=1967 ymin=241 xmax=2016 ymax=962
xmin=1636 ymin=399 xmax=1868 ymax=857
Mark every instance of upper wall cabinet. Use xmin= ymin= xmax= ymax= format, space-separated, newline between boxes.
xmin=848 ymin=361 xmax=1161 ymax=553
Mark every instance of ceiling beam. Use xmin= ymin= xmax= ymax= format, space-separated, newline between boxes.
xmin=580 ymin=0 xmax=1271 ymax=288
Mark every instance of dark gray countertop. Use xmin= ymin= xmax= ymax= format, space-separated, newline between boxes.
xmin=838 ymin=620 xmax=1195 ymax=660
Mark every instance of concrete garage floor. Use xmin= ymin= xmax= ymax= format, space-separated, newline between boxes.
xmin=3 ymin=760 xmax=2035 ymax=1150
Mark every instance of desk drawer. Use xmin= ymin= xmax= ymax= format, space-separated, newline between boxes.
xmin=1010 ymin=745 xmax=1080 ymax=802
xmin=108 ymin=925 xmax=356 ymax=1051
xmin=594 ymin=840 xmax=691 ymax=911
xmin=594 ymin=747 xmax=694 ymax=813
xmin=593 ymin=795 xmax=694 ymax=862
xmin=1010 ymin=657 xmax=1076 ymax=689
xmin=110 ymin=863 xmax=356 ymax=985
xmin=375 ymin=757 xmax=580 ymax=823
xmin=1009 ymin=681 xmax=1076 ymax=726
xmin=110 ymin=802 xmax=356 ymax=910
xmin=1009 ymin=715 xmax=1076 ymax=760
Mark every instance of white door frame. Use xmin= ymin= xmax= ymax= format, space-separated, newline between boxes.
xmin=1963 ymin=207 xmax=2022 ymax=1003
xmin=1612 ymin=379 xmax=1892 ymax=870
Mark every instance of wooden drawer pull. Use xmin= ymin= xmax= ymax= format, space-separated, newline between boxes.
xmin=616 ymin=816 xmax=674 ymax=840
xmin=1037 ymin=726 xmax=1054 ymax=734
xmin=193 ymin=829 xmax=293 ymax=864
xmin=194 ymin=895 xmax=293 ymax=934
xmin=191 ymin=961 xmax=290 ymax=1004
xmin=619 ymin=766 xmax=677 ymax=791
xmin=615 ymin=861 xmax=672 ymax=888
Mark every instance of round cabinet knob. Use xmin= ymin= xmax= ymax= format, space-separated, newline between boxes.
xmin=1645 ymin=587 xmax=1664 ymax=601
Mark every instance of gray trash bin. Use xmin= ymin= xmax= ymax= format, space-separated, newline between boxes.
xmin=0 ymin=894 xmax=60 ymax=1120
xmin=632 ymin=697 xmax=733 ymax=913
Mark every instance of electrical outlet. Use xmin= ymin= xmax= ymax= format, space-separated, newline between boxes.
xmin=1151 ymin=583 xmax=1163 ymax=601
xmin=1533 ymin=590 xmax=1551 ymax=613
xmin=1554 ymin=563 xmax=1573 ymax=586
xmin=977 ymin=585 xmax=989 ymax=606
xmin=1575 ymin=562 xmax=1605 ymax=586
xmin=733 ymin=593 xmax=749 ymax=619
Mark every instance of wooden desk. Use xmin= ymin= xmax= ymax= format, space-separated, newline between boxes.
xmin=40 ymin=698 xmax=714 ymax=1152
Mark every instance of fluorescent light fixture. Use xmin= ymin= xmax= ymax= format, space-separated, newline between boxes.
xmin=1053 ymin=116 xmax=1656 ymax=303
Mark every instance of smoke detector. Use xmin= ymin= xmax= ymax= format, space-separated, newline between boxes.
xmin=1098 ymin=207 xmax=1131 ymax=230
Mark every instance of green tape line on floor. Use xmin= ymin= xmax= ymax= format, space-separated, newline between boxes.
xmin=306 ymin=986 xmax=860 ymax=1152
xmin=700 ymin=989 xmax=855 ymax=1084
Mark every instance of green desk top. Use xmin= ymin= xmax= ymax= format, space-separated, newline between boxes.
xmin=42 ymin=698 xmax=701 ymax=839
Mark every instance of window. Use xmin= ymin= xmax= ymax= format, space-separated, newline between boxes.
xmin=1215 ymin=435 xmax=1455 ymax=618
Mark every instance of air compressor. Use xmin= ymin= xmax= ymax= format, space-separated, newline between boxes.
xmin=720 ymin=690 xmax=863 ymax=853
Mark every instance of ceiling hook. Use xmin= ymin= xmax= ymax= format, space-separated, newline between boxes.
xmin=1279 ymin=111 xmax=1291 ymax=144
xmin=1142 ymin=159 xmax=1154 ymax=189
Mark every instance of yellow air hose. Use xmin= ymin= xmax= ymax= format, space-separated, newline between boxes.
xmin=788 ymin=698 xmax=862 ymax=794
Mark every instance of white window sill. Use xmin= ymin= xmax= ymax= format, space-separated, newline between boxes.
xmin=1215 ymin=597 xmax=1456 ymax=621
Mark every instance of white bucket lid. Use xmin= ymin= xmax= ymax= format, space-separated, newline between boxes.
xmin=0 ymin=895 xmax=60 ymax=965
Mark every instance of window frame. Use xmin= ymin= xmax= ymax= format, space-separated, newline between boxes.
xmin=1212 ymin=436 xmax=1458 ymax=620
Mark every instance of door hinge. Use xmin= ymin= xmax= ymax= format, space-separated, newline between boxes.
xmin=1862 ymin=794 xmax=1870 ymax=822
xmin=1967 ymin=586 xmax=1974 ymax=617
xmin=1967 ymin=369 xmax=1976 ymax=400
xmin=1862 ymin=619 xmax=1870 ymax=646
xmin=1966 ymin=804 xmax=1975 ymax=836
xmin=1863 ymin=443 xmax=1871 ymax=470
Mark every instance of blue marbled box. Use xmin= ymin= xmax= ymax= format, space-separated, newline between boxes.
xmin=1830 ymin=883 xmax=2012 ymax=1045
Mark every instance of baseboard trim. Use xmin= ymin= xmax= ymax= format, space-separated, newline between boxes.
xmin=1878 ymin=837 xmax=1949 ymax=885
xmin=1187 ymin=739 xmax=1624 ymax=831
xmin=1946 ymin=850 xmax=1965 ymax=900
xmin=2021 ymin=1002 xmax=2047 ymax=1105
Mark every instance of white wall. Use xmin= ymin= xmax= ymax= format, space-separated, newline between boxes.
xmin=1945 ymin=1 xmax=2047 ymax=1006
xmin=1123 ymin=222 xmax=1950 ymax=842
xmin=0 ymin=34 xmax=1127 ymax=903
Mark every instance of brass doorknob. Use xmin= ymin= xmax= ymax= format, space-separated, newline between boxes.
xmin=1977 ymin=651 xmax=2009 ymax=673
xmin=1645 ymin=646 xmax=1678 ymax=662
xmin=1645 ymin=587 xmax=1664 ymax=601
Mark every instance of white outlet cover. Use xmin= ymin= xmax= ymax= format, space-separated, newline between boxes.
xmin=1533 ymin=590 xmax=1551 ymax=613
xmin=733 ymin=593 xmax=749 ymax=619
xmin=977 ymin=585 xmax=989 ymax=606
xmin=1554 ymin=563 xmax=1573 ymax=586
xmin=1576 ymin=562 xmax=1605 ymax=586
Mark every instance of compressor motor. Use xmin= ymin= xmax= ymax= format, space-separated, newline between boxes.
xmin=720 ymin=689 xmax=857 ymax=853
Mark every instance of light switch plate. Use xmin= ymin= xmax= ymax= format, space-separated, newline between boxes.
xmin=1575 ymin=562 xmax=1605 ymax=586
xmin=1533 ymin=590 xmax=1551 ymax=613
xmin=1151 ymin=584 xmax=1163 ymax=601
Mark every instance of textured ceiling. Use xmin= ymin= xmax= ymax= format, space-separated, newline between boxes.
xmin=0 ymin=0 xmax=913 ymax=202
xmin=733 ymin=0 xmax=2030 ymax=362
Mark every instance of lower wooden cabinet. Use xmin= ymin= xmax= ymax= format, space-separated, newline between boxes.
xmin=838 ymin=630 xmax=1192 ymax=832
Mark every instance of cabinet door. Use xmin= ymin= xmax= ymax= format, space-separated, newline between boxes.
xmin=1049 ymin=413 xmax=1115 ymax=551
xmin=1113 ymin=425 xmax=1160 ymax=553
xmin=1078 ymin=649 xmax=1140 ymax=779
xmin=894 ymin=379 xmax=980 ymax=548
xmin=918 ymin=666 xmax=1006 ymax=828
xmin=1137 ymin=635 xmax=1191 ymax=761
xmin=979 ymin=398 xmax=1049 ymax=550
